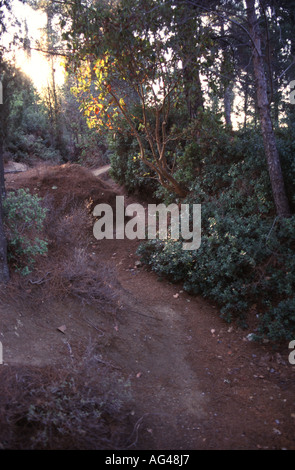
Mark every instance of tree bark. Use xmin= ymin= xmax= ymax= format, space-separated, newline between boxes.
xmin=183 ymin=63 xmax=204 ymax=120
xmin=0 ymin=195 xmax=9 ymax=283
xmin=243 ymin=79 xmax=249 ymax=129
xmin=224 ymin=83 xmax=233 ymax=129
xmin=246 ymin=0 xmax=290 ymax=217
xmin=0 ymin=132 xmax=9 ymax=282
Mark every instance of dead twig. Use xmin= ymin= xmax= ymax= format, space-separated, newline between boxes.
xmin=123 ymin=413 xmax=150 ymax=449
xmin=85 ymin=319 xmax=105 ymax=337
xmin=29 ymin=272 xmax=52 ymax=285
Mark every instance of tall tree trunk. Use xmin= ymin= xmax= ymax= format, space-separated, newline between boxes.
xmin=243 ymin=79 xmax=249 ymax=129
xmin=224 ymin=83 xmax=233 ymax=129
xmin=272 ymin=89 xmax=280 ymax=128
xmin=246 ymin=0 xmax=290 ymax=217
xmin=253 ymin=93 xmax=258 ymax=129
xmin=220 ymin=23 xmax=234 ymax=130
xmin=183 ymin=64 xmax=204 ymax=120
xmin=0 ymin=140 xmax=5 ymax=199
xmin=0 ymin=133 xmax=9 ymax=282
xmin=0 ymin=196 xmax=9 ymax=283
xmin=46 ymin=5 xmax=63 ymax=153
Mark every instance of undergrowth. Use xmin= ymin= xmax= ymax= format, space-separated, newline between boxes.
xmin=3 ymin=188 xmax=48 ymax=275
xmin=135 ymin=116 xmax=295 ymax=344
xmin=0 ymin=346 xmax=133 ymax=449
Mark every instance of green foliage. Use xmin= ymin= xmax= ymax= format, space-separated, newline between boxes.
xmin=108 ymin=124 xmax=157 ymax=195
xmin=0 ymin=354 xmax=132 ymax=449
xmin=3 ymin=189 xmax=48 ymax=275
xmin=1 ymin=0 xmax=293 ymax=346
xmin=0 ymin=61 xmax=67 ymax=163
xmin=137 ymin=123 xmax=295 ymax=343
xmin=7 ymin=132 xmax=62 ymax=163
xmin=276 ymin=123 xmax=295 ymax=209
xmin=138 ymin=213 xmax=295 ymax=341
xmin=108 ymin=104 xmax=189 ymax=196
xmin=0 ymin=60 xmax=101 ymax=165
xmin=65 ymin=0 xmax=218 ymax=196
xmin=256 ymin=297 xmax=295 ymax=342
xmin=25 ymin=373 xmax=130 ymax=448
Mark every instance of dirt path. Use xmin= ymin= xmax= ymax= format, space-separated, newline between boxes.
xmin=93 ymin=236 xmax=295 ymax=450
xmin=88 ymin=170 xmax=295 ymax=450
xmin=2 ymin=164 xmax=295 ymax=450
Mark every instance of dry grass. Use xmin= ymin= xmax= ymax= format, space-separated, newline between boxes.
xmin=0 ymin=165 xmax=133 ymax=449
xmin=0 ymin=345 xmax=133 ymax=449
xmin=1 ymin=165 xmax=120 ymax=310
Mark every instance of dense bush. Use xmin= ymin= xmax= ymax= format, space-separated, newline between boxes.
xmin=109 ymin=132 xmax=157 ymax=195
xmin=108 ymin=105 xmax=188 ymax=196
xmin=7 ymin=132 xmax=62 ymax=163
xmin=3 ymin=189 xmax=48 ymax=275
xmin=138 ymin=214 xmax=295 ymax=340
xmin=108 ymin=114 xmax=157 ymax=195
xmin=276 ymin=122 xmax=295 ymax=210
xmin=137 ymin=121 xmax=295 ymax=343
xmin=0 ymin=352 xmax=132 ymax=449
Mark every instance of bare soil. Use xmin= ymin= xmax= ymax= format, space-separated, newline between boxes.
xmin=1 ymin=163 xmax=295 ymax=450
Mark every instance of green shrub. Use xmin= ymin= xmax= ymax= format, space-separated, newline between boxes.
xmin=108 ymin=126 xmax=158 ymax=195
xmin=3 ymin=189 xmax=48 ymax=275
xmin=256 ymin=297 xmax=295 ymax=342
xmin=137 ymin=213 xmax=295 ymax=340
xmin=7 ymin=132 xmax=62 ymax=164
xmin=136 ymin=120 xmax=295 ymax=343
xmin=276 ymin=123 xmax=295 ymax=209
xmin=108 ymin=105 xmax=188 ymax=197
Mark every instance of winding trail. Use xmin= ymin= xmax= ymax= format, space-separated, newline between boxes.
xmin=2 ymin=162 xmax=295 ymax=450
xmin=89 ymin=169 xmax=295 ymax=450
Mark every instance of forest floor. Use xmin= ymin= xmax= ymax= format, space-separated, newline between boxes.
xmin=0 ymin=162 xmax=295 ymax=450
